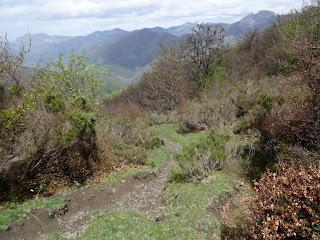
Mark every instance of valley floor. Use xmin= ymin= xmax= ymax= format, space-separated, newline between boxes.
xmin=0 ymin=124 xmax=248 ymax=240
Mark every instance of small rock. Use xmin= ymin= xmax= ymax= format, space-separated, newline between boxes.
xmin=201 ymin=175 xmax=215 ymax=184
xmin=48 ymin=212 xmax=54 ymax=218
xmin=238 ymin=181 xmax=245 ymax=187
xmin=155 ymin=214 xmax=165 ymax=222
xmin=0 ymin=225 xmax=10 ymax=231
xmin=9 ymin=156 xmax=21 ymax=163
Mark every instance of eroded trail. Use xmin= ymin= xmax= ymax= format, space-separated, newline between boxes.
xmin=0 ymin=140 xmax=181 ymax=240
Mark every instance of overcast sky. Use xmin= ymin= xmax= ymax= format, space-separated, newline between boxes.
xmin=1 ymin=0 xmax=304 ymax=40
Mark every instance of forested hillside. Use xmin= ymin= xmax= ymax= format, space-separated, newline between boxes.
xmin=0 ymin=1 xmax=319 ymax=240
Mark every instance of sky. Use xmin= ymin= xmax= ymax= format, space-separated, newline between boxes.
xmin=0 ymin=0 xmax=304 ymax=40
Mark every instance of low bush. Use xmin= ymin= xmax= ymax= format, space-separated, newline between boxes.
xmin=248 ymin=162 xmax=320 ymax=239
xmin=175 ymin=132 xmax=228 ymax=180
xmin=168 ymin=167 xmax=187 ymax=183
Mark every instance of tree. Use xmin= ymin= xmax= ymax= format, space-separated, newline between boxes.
xmin=34 ymin=51 xmax=110 ymax=107
xmin=0 ymin=34 xmax=30 ymax=86
xmin=137 ymin=42 xmax=192 ymax=112
xmin=185 ymin=24 xmax=225 ymax=82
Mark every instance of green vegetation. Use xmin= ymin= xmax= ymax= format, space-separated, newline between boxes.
xmin=1 ymin=1 xmax=320 ymax=239
xmin=0 ymin=198 xmax=64 ymax=231
xmin=48 ymin=127 xmax=238 ymax=240
xmin=175 ymin=133 xmax=229 ymax=180
xmin=80 ymin=172 xmax=235 ymax=240
xmin=150 ymin=124 xmax=210 ymax=147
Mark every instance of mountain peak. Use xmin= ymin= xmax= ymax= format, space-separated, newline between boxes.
xmin=226 ymin=10 xmax=277 ymax=36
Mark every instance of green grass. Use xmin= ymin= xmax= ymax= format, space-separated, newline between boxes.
xmin=48 ymin=171 xmax=236 ymax=240
xmin=106 ymin=146 xmax=171 ymax=184
xmin=0 ymin=198 xmax=64 ymax=231
xmin=106 ymin=124 xmax=181 ymax=184
xmin=150 ymin=124 xmax=210 ymax=147
xmin=49 ymin=124 xmax=238 ymax=240
xmin=47 ymin=124 xmax=240 ymax=239
xmin=159 ymin=171 xmax=236 ymax=239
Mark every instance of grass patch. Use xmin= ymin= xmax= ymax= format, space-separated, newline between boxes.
xmin=0 ymin=198 xmax=64 ymax=231
xmin=49 ymin=171 xmax=237 ymax=240
xmin=160 ymin=171 xmax=237 ymax=239
xmin=150 ymin=124 xmax=210 ymax=147
xmin=106 ymin=124 xmax=181 ymax=184
xmin=47 ymin=124 xmax=240 ymax=239
xmin=106 ymin=146 xmax=171 ymax=184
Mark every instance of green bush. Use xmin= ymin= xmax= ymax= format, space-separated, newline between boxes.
xmin=62 ymin=109 xmax=96 ymax=147
xmin=144 ymin=137 xmax=164 ymax=150
xmin=168 ymin=167 xmax=187 ymax=183
xmin=43 ymin=93 xmax=65 ymax=112
xmin=8 ymin=84 xmax=25 ymax=97
xmin=198 ymin=66 xmax=226 ymax=88
xmin=176 ymin=132 xmax=229 ymax=180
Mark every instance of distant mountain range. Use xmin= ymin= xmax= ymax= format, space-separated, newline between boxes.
xmin=14 ymin=10 xmax=277 ymax=71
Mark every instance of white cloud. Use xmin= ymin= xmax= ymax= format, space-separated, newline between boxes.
xmin=0 ymin=0 xmax=304 ymax=39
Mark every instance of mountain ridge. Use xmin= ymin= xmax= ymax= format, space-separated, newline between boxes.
xmin=14 ymin=10 xmax=277 ymax=69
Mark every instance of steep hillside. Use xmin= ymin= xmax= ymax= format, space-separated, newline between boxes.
xmin=88 ymin=29 xmax=178 ymax=68
xmin=226 ymin=10 xmax=277 ymax=36
xmin=15 ymin=29 xmax=128 ymax=63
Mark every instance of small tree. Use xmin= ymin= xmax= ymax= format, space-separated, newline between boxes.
xmin=185 ymin=24 xmax=225 ymax=85
xmin=137 ymin=42 xmax=192 ymax=112
xmin=0 ymin=34 xmax=30 ymax=86
xmin=34 ymin=51 xmax=109 ymax=106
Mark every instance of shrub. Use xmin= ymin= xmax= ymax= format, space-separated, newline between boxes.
xmin=95 ymin=114 xmax=150 ymax=166
xmin=43 ymin=93 xmax=65 ymax=112
xmin=8 ymin=84 xmax=25 ymax=97
xmin=168 ymin=167 xmax=187 ymax=183
xmin=0 ymin=52 xmax=111 ymax=201
xmin=175 ymin=132 xmax=228 ymax=180
xmin=248 ymin=162 xmax=320 ymax=239
xmin=111 ymin=143 xmax=147 ymax=165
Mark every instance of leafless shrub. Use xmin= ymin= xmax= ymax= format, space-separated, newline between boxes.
xmin=0 ymin=34 xmax=30 ymax=85
xmin=185 ymin=24 xmax=225 ymax=81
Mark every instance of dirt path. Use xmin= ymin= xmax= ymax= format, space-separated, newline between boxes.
xmin=0 ymin=140 xmax=181 ymax=240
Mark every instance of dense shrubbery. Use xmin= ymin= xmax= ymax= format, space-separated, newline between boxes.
xmin=0 ymin=44 xmax=114 ymax=200
xmin=218 ymin=1 xmax=320 ymax=238
xmin=249 ymin=162 xmax=320 ymax=239
xmin=95 ymin=114 xmax=151 ymax=167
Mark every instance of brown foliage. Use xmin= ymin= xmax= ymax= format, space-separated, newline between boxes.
xmin=249 ymin=162 xmax=320 ymax=239
xmin=261 ymin=98 xmax=320 ymax=149
xmin=106 ymin=43 xmax=193 ymax=113
xmin=104 ymin=98 xmax=144 ymax=118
